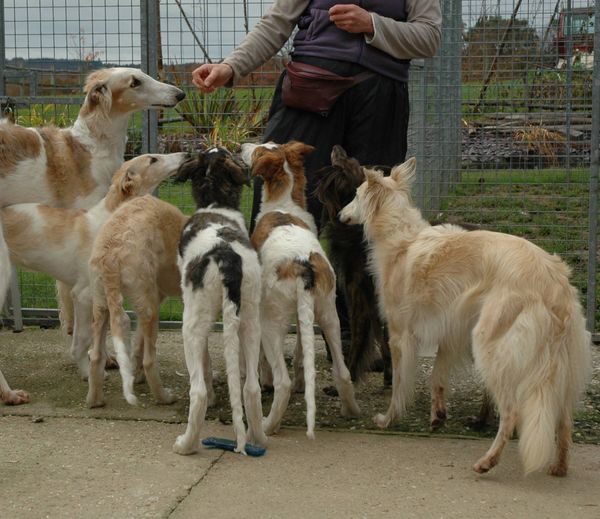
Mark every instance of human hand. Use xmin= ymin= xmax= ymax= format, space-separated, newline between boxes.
xmin=329 ymin=4 xmax=374 ymax=36
xmin=192 ymin=63 xmax=234 ymax=93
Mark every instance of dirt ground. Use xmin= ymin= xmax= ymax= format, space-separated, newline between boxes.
xmin=0 ymin=326 xmax=599 ymax=442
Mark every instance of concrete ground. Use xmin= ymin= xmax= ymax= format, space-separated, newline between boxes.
xmin=1 ymin=328 xmax=600 ymax=519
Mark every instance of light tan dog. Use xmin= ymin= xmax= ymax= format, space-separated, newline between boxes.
xmin=2 ymin=153 xmax=189 ymax=378
xmin=339 ymin=158 xmax=591 ymax=476
xmin=86 ymin=195 xmax=188 ymax=408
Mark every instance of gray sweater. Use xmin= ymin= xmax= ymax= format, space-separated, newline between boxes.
xmin=223 ymin=0 xmax=442 ymax=85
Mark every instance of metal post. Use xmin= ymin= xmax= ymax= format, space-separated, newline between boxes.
xmin=140 ymin=0 xmax=159 ymax=154
xmin=9 ymin=266 xmax=22 ymax=332
xmin=0 ymin=0 xmax=5 ymax=97
xmin=587 ymin=4 xmax=599 ymax=335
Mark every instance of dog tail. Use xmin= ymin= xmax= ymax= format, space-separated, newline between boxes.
xmin=296 ymin=278 xmax=317 ymax=439
xmin=518 ymin=297 xmax=591 ymax=475
xmin=0 ymin=222 xmax=10 ymax=310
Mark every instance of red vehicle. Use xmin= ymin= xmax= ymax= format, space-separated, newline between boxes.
xmin=556 ymin=6 xmax=595 ymax=58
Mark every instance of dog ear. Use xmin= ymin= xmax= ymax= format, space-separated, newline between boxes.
xmin=174 ymin=153 xmax=205 ymax=183
xmin=120 ymin=168 xmax=139 ymax=195
xmin=284 ymin=141 xmax=315 ymax=159
xmin=83 ymin=76 xmax=112 ymax=115
xmin=330 ymin=145 xmax=348 ymax=166
xmin=251 ymin=149 xmax=281 ymax=180
xmin=224 ymin=158 xmax=250 ymax=186
xmin=390 ymin=157 xmax=417 ymax=190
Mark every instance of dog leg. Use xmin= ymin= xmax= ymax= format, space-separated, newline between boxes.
xmin=70 ymin=288 xmax=93 ymax=379
xmin=260 ymin=307 xmax=292 ymax=436
xmin=316 ymin=295 xmax=360 ymax=418
xmin=239 ymin=302 xmax=267 ymax=447
xmin=173 ymin=309 xmax=212 ymax=455
xmin=548 ymin=409 xmax=571 ymax=477
xmin=374 ymin=329 xmax=415 ymax=428
xmin=473 ymin=405 xmax=518 ymax=474
xmin=430 ymin=344 xmax=451 ymax=430
xmin=86 ymin=303 xmax=109 ymax=408
xmin=202 ymin=338 xmax=216 ymax=407
xmin=379 ymin=324 xmax=392 ymax=387
xmin=292 ymin=325 xmax=305 ymax=393
xmin=57 ymin=280 xmax=75 ymax=336
xmin=139 ymin=310 xmax=176 ymax=405
xmin=0 ymin=367 xmax=29 ymax=405
xmin=131 ymin=321 xmax=146 ymax=384
xmin=259 ymin=349 xmax=274 ymax=391
xmin=222 ymin=300 xmax=247 ymax=453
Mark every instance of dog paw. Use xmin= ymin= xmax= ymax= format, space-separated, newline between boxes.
xmin=157 ymin=388 xmax=177 ymax=405
xmin=86 ymin=395 xmax=106 ymax=409
xmin=472 ymin=457 xmax=496 ymax=474
xmin=548 ymin=463 xmax=568 ymax=477
xmin=341 ymin=401 xmax=361 ymax=418
xmin=262 ymin=416 xmax=280 ymax=436
xmin=172 ymin=435 xmax=197 ymax=456
xmin=249 ymin=431 xmax=268 ymax=448
xmin=373 ymin=413 xmax=391 ymax=428
xmin=3 ymin=389 xmax=29 ymax=406
xmin=125 ymin=394 xmax=139 ymax=406
xmin=306 ymin=430 xmax=316 ymax=441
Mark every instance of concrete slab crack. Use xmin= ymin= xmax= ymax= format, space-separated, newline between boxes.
xmin=165 ymin=450 xmax=226 ymax=518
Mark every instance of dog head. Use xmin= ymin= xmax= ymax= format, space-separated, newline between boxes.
xmin=81 ymin=67 xmax=185 ymax=120
xmin=314 ymin=145 xmax=366 ymax=224
xmin=174 ymin=146 xmax=248 ymax=210
xmin=109 ymin=152 xmax=191 ymax=204
xmin=240 ymin=141 xmax=314 ymax=208
xmin=339 ymin=157 xmax=417 ymax=226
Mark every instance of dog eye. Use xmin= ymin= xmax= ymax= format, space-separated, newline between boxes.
xmin=130 ymin=77 xmax=142 ymax=88
xmin=149 ymin=156 xmax=158 ymax=164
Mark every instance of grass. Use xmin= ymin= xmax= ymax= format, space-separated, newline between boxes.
xmin=15 ymin=166 xmax=597 ymax=331
xmin=434 ymin=167 xmax=597 ymax=330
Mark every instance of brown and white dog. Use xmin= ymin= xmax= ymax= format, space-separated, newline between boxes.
xmin=241 ymin=141 xmax=360 ymax=439
xmin=0 ymin=67 xmax=185 ymax=334
xmin=1 ymin=153 xmax=189 ymax=378
xmin=339 ymin=158 xmax=592 ymax=476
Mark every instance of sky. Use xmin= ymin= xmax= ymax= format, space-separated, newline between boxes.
xmin=2 ymin=0 xmax=596 ymax=64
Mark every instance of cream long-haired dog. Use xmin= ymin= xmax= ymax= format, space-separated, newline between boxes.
xmin=339 ymin=158 xmax=591 ymax=476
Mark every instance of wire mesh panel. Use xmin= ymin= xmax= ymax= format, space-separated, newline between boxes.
xmin=0 ymin=0 xmax=597 ymax=333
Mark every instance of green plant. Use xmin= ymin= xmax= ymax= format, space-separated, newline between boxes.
xmin=17 ymin=104 xmax=71 ymax=127
xmin=175 ymin=87 xmax=271 ymax=150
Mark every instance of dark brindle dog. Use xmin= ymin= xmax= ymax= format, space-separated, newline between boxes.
xmin=315 ymin=146 xmax=392 ymax=386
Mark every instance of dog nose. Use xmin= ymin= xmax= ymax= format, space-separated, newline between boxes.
xmin=176 ymin=90 xmax=186 ymax=102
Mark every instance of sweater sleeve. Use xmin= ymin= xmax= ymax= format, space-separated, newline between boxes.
xmin=223 ymin=0 xmax=310 ymax=85
xmin=365 ymin=0 xmax=442 ymax=59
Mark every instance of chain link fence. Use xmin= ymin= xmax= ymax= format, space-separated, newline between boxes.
xmin=0 ymin=0 xmax=598 ymax=337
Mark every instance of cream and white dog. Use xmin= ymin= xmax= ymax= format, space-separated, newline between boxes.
xmin=339 ymin=158 xmax=591 ymax=476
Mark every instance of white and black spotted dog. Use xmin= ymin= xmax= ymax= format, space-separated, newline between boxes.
xmin=173 ymin=147 xmax=267 ymax=456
